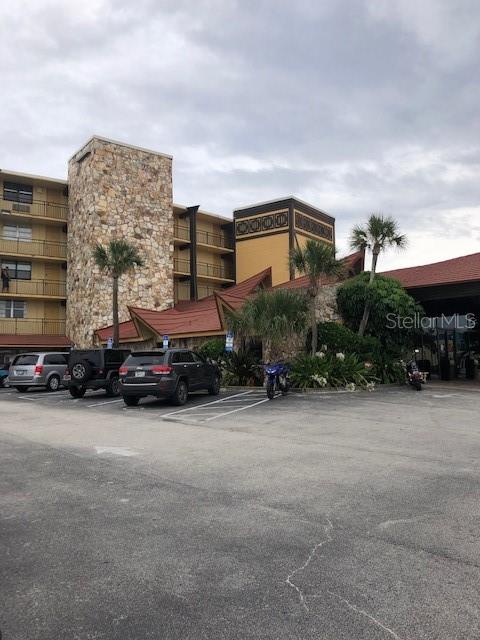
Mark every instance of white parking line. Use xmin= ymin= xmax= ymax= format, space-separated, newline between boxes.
xmin=204 ymin=397 xmax=271 ymax=421
xmin=87 ymin=399 xmax=124 ymax=408
xmin=162 ymin=390 xmax=254 ymax=418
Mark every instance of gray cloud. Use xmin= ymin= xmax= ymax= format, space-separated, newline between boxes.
xmin=1 ymin=0 xmax=479 ymax=269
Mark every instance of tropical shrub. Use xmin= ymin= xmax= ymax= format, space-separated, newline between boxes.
xmin=316 ymin=322 xmax=381 ymax=359
xmin=221 ymin=349 xmax=263 ymax=386
xmin=198 ymin=338 xmax=226 ymax=362
xmin=289 ymin=351 xmax=377 ymax=390
xmin=336 ymin=273 xmax=423 ymax=348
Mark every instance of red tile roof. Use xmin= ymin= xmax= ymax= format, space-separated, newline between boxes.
xmin=274 ymin=250 xmax=365 ymax=291
xmin=111 ymin=268 xmax=272 ymax=340
xmin=0 ymin=335 xmax=72 ymax=348
xmin=96 ymin=320 xmax=139 ymax=341
xmin=382 ymin=252 xmax=480 ymax=289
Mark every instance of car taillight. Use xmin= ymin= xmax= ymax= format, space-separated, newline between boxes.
xmin=151 ymin=365 xmax=173 ymax=375
xmin=34 ymin=365 xmax=44 ymax=375
xmin=64 ymin=368 xmax=70 ymax=375
xmin=119 ymin=366 xmax=128 ymax=376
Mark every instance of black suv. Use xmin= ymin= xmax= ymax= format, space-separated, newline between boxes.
xmin=64 ymin=349 xmax=131 ymax=398
xmin=119 ymin=349 xmax=221 ymax=406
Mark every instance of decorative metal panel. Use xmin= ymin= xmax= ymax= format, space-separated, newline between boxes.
xmin=295 ymin=212 xmax=333 ymax=241
xmin=235 ymin=211 xmax=289 ymax=237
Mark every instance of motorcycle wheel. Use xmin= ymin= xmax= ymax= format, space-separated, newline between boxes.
xmin=266 ymin=381 xmax=275 ymax=400
xmin=280 ymin=381 xmax=289 ymax=396
xmin=415 ymin=381 xmax=422 ymax=391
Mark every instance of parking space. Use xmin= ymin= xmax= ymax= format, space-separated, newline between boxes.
xmin=0 ymin=385 xmax=282 ymax=420
xmin=2 ymin=382 xmax=480 ymax=639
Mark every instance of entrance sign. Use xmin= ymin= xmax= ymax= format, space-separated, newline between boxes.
xmin=225 ymin=331 xmax=234 ymax=353
xmin=163 ymin=335 xmax=169 ymax=349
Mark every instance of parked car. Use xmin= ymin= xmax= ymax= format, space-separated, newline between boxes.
xmin=119 ymin=349 xmax=221 ymax=406
xmin=64 ymin=348 xmax=130 ymax=398
xmin=0 ymin=361 xmax=10 ymax=387
xmin=8 ymin=352 xmax=70 ymax=392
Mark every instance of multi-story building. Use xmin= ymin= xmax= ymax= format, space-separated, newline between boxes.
xmin=0 ymin=170 xmax=70 ymax=357
xmin=0 ymin=136 xmax=337 ymax=358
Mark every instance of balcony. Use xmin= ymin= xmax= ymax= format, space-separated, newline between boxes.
xmin=0 ymin=279 xmax=66 ymax=299
xmin=196 ymin=229 xmax=234 ymax=252
xmin=174 ymin=257 xmax=190 ymax=275
xmin=1 ymin=198 xmax=68 ymax=223
xmin=173 ymin=258 xmax=234 ymax=282
xmin=0 ymin=238 xmax=67 ymax=260
xmin=173 ymin=224 xmax=235 ymax=252
xmin=197 ymin=261 xmax=234 ymax=282
xmin=173 ymin=224 xmax=190 ymax=244
xmin=0 ymin=318 xmax=66 ymax=336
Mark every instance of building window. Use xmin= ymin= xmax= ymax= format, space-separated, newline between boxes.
xmin=3 ymin=182 xmax=33 ymax=204
xmin=2 ymin=224 xmax=32 ymax=242
xmin=0 ymin=260 xmax=32 ymax=280
xmin=0 ymin=300 xmax=26 ymax=318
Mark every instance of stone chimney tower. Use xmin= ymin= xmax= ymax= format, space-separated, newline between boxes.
xmin=67 ymin=136 xmax=174 ymax=347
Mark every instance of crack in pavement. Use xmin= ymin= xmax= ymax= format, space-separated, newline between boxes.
xmin=285 ymin=516 xmax=334 ymax=612
xmin=285 ymin=517 xmax=406 ymax=639
xmin=326 ymin=591 xmax=405 ymax=640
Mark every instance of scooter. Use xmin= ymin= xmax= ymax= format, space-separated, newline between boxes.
xmin=264 ymin=363 xmax=290 ymax=399
xmin=405 ymin=351 xmax=423 ymax=391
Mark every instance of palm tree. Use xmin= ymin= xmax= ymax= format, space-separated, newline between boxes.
xmin=350 ymin=214 xmax=407 ymax=336
xmin=290 ymin=240 xmax=344 ymax=355
xmin=227 ymin=288 xmax=308 ymax=362
xmin=93 ymin=240 xmax=144 ymax=347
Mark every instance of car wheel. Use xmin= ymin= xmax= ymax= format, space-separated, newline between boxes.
xmin=123 ymin=395 xmax=140 ymax=407
xmin=46 ymin=375 xmax=60 ymax=392
xmin=15 ymin=386 xmax=28 ymax=392
xmin=171 ymin=380 xmax=188 ymax=406
xmin=69 ymin=386 xmax=86 ymax=398
xmin=70 ymin=359 xmax=92 ymax=383
xmin=105 ymin=376 xmax=120 ymax=397
xmin=208 ymin=374 xmax=221 ymax=395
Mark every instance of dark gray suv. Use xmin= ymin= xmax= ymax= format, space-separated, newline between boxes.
xmin=119 ymin=349 xmax=221 ymax=406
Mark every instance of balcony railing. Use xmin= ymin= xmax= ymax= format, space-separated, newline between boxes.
xmin=0 ymin=318 xmax=66 ymax=336
xmin=197 ymin=261 xmax=234 ymax=280
xmin=0 ymin=238 xmax=67 ymax=259
xmin=173 ymin=224 xmax=234 ymax=250
xmin=197 ymin=229 xmax=234 ymax=250
xmin=0 ymin=279 xmax=66 ymax=298
xmin=173 ymin=224 xmax=190 ymax=242
xmin=174 ymin=258 xmax=234 ymax=280
xmin=1 ymin=198 xmax=68 ymax=222
xmin=174 ymin=258 xmax=190 ymax=274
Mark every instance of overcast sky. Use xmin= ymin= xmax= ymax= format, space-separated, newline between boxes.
xmin=1 ymin=0 xmax=479 ymax=270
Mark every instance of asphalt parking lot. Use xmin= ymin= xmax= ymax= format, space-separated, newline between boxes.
xmin=1 ymin=383 xmax=480 ymax=639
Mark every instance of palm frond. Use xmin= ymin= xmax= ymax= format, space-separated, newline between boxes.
xmin=93 ymin=240 xmax=144 ymax=276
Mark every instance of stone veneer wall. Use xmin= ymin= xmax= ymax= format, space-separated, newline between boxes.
xmin=67 ymin=137 xmax=174 ymax=347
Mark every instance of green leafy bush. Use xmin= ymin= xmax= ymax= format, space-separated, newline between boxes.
xmin=316 ymin=322 xmax=381 ymax=359
xmin=336 ymin=273 xmax=423 ymax=348
xmin=198 ymin=338 xmax=226 ymax=362
xmin=290 ymin=351 xmax=377 ymax=390
xmin=221 ymin=349 xmax=263 ymax=386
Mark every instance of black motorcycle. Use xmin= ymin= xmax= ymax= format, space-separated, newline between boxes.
xmin=406 ymin=358 xmax=423 ymax=391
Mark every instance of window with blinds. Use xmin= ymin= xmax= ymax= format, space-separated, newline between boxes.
xmin=2 ymin=224 xmax=32 ymax=242
xmin=0 ymin=300 xmax=26 ymax=318
xmin=3 ymin=182 xmax=33 ymax=204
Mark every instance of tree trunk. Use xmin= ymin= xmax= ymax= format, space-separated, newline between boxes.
xmin=112 ymin=275 xmax=119 ymax=348
xmin=311 ymin=302 xmax=318 ymax=355
xmin=358 ymin=251 xmax=379 ymax=337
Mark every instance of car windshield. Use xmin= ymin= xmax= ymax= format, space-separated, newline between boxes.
xmin=13 ymin=355 xmax=39 ymax=366
xmin=125 ymin=352 xmax=167 ymax=366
